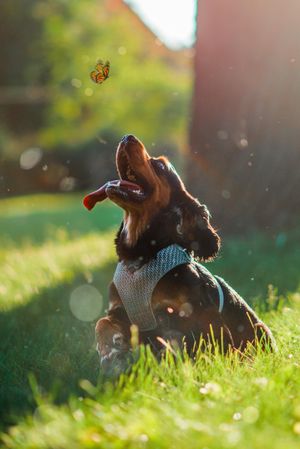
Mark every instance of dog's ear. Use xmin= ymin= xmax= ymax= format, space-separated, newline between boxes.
xmin=177 ymin=199 xmax=220 ymax=261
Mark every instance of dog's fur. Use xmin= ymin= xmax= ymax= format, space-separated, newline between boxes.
xmin=92 ymin=135 xmax=276 ymax=372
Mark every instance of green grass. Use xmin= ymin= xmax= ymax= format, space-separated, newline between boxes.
xmin=0 ymin=193 xmax=122 ymax=247
xmin=0 ymin=193 xmax=300 ymax=448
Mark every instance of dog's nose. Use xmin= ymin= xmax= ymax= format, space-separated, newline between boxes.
xmin=121 ymin=134 xmax=137 ymax=144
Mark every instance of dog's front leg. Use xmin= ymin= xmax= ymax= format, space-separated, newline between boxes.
xmin=95 ymin=315 xmax=132 ymax=377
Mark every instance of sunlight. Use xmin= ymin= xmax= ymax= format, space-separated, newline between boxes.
xmin=125 ymin=0 xmax=196 ymax=48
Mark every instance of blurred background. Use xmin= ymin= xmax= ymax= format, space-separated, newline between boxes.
xmin=1 ymin=0 xmax=299 ymax=231
xmin=0 ymin=0 xmax=300 ymax=425
xmin=0 ymin=0 xmax=192 ymax=198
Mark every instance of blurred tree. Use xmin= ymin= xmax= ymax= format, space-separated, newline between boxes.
xmin=0 ymin=0 xmax=47 ymax=138
xmin=0 ymin=0 xmax=191 ymax=159
xmin=189 ymin=0 xmax=300 ymax=232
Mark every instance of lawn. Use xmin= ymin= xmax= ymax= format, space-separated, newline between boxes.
xmin=0 ymin=193 xmax=299 ymax=448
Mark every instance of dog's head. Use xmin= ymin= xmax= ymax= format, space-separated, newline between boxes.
xmin=84 ymin=135 xmax=220 ymax=261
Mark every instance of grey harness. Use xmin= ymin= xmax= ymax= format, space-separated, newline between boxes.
xmin=113 ymin=244 xmax=224 ymax=331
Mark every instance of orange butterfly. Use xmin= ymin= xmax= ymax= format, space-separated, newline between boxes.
xmin=90 ymin=60 xmax=110 ymax=84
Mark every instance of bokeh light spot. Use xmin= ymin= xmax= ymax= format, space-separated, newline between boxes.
xmin=179 ymin=302 xmax=193 ymax=317
xmin=294 ymin=422 xmax=300 ymax=434
xmin=71 ymin=78 xmax=82 ymax=88
xmin=118 ymin=46 xmax=127 ymax=55
xmin=243 ymin=406 xmax=259 ymax=423
xmin=20 ymin=148 xmax=42 ymax=170
xmin=240 ymin=138 xmax=248 ymax=148
xmin=60 ymin=176 xmax=77 ymax=192
xmin=69 ymin=284 xmax=103 ymax=321
xmin=84 ymin=88 xmax=94 ymax=96
xmin=222 ymin=190 xmax=231 ymax=200
xmin=217 ymin=130 xmax=229 ymax=140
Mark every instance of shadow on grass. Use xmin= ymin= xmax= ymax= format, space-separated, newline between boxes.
xmin=0 ymin=259 xmax=116 ymax=427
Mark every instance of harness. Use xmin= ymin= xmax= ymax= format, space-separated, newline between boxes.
xmin=113 ymin=244 xmax=224 ymax=331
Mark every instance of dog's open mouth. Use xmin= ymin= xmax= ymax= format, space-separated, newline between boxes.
xmin=83 ymin=137 xmax=149 ymax=211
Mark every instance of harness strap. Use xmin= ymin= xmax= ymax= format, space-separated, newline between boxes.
xmin=193 ymin=261 xmax=224 ymax=314
xmin=113 ymin=244 xmax=191 ymax=331
xmin=113 ymin=244 xmax=225 ymax=331
xmin=215 ymin=278 xmax=224 ymax=313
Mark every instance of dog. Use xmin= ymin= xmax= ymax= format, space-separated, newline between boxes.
xmin=83 ymin=134 xmax=276 ymax=373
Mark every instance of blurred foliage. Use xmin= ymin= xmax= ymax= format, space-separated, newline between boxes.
xmin=0 ymin=0 xmax=191 ymax=158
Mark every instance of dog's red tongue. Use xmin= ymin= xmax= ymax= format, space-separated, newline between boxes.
xmin=83 ymin=180 xmax=141 ymax=210
xmin=83 ymin=184 xmax=108 ymax=210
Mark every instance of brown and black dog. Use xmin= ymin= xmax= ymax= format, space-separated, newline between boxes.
xmin=84 ymin=134 xmax=276 ymax=373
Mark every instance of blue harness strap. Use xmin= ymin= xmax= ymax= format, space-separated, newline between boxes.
xmin=113 ymin=244 xmax=224 ymax=331
xmin=192 ymin=261 xmax=225 ymax=314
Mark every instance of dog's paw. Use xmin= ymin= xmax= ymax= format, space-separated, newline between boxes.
xmin=100 ymin=349 xmax=133 ymax=379
xmin=112 ymin=332 xmax=126 ymax=349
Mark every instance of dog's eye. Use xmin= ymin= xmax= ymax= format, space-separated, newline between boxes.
xmin=151 ymin=159 xmax=166 ymax=172
xmin=156 ymin=161 xmax=166 ymax=171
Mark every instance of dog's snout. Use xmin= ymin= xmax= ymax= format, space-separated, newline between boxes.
xmin=121 ymin=134 xmax=137 ymax=144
